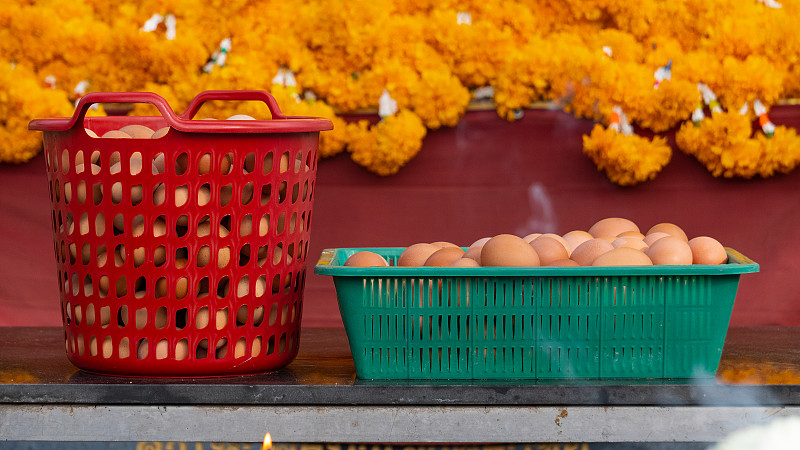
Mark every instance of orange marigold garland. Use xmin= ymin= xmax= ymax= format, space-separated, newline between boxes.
xmin=755 ymin=126 xmax=800 ymax=177
xmin=1 ymin=63 xmax=73 ymax=163
xmin=582 ymin=107 xmax=672 ymax=186
xmin=347 ymin=109 xmax=427 ymax=175
xmin=676 ymin=93 xmax=800 ymax=178
xmin=6 ymin=0 xmax=800 ymax=183
xmin=675 ymin=110 xmax=761 ymax=178
xmin=269 ymin=84 xmax=349 ymax=159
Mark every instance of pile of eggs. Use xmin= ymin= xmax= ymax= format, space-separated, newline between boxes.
xmin=344 ymin=217 xmax=729 ymax=268
xmin=85 ymin=113 xmax=256 ymax=140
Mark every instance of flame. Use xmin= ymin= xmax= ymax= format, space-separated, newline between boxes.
xmin=263 ymin=433 xmax=272 ymax=450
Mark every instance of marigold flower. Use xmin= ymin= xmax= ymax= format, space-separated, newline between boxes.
xmin=582 ymin=124 xmax=672 ymax=186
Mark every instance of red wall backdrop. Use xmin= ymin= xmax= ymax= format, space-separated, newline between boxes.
xmin=2 ymin=106 xmax=799 ymax=327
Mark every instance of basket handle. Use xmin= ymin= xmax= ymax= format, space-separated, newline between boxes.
xmin=179 ymin=90 xmax=287 ymax=120
xmin=29 ymin=92 xmax=181 ymax=132
xmin=30 ymin=90 xmax=333 ymax=134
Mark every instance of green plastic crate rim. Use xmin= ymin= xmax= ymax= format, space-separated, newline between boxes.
xmin=315 ymin=247 xmax=759 ymax=380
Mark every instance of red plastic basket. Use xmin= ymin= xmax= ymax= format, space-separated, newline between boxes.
xmin=29 ymin=90 xmax=332 ymax=376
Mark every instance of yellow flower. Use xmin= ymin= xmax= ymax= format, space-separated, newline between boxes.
xmin=715 ymin=56 xmax=785 ymax=113
xmin=634 ymin=78 xmax=698 ymax=133
xmin=675 ymin=112 xmax=761 ymax=178
xmin=271 ymin=85 xmax=348 ymax=158
xmin=7 ymin=0 xmax=800 ymax=179
xmin=425 ymin=8 xmax=514 ymax=88
xmin=582 ymin=124 xmax=672 ymax=186
xmin=755 ymin=126 xmax=800 ymax=177
xmin=408 ymin=68 xmax=470 ymax=129
xmin=348 ymin=110 xmax=427 ymax=175
xmin=1 ymin=62 xmax=74 ymax=163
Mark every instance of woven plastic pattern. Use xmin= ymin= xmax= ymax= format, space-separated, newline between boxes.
xmin=319 ymin=247 xmax=755 ymax=380
xmin=34 ymin=91 xmax=331 ymax=376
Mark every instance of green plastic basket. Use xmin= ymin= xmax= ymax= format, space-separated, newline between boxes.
xmin=315 ymin=247 xmax=759 ymax=380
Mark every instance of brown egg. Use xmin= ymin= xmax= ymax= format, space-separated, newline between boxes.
xmin=101 ymin=338 xmax=113 ymax=358
xmin=239 ymin=215 xmax=270 ymax=237
xmin=688 ymin=236 xmax=728 ymax=265
xmin=102 ymin=130 xmax=132 ymax=139
xmin=469 ymin=237 xmax=491 ymax=248
xmin=251 ymin=337 xmax=262 ymax=357
xmin=617 ymin=230 xmax=645 ymax=239
xmin=214 ymin=339 xmax=228 ymax=358
xmin=540 ymin=233 xmax=570 ymax=250
xmin=196 ymin=223 xmax=232 ymax=268
xmin=424 ymin=247 xmax=465 ymax=266
xmin=153 ymin=218 xmax=167 ymax=237
xmin=562 ymin=230 xmax=594 ymax=254
xmin=252 ymin=306 xmax=265 ymax=325
xmin=530 ymin=236 xmax=569 ymax=265
xmin=521 ymin=233 xmax=541 ymax=243
xmin=194 ymin=306 xmax=208 ymax=330
xmin=119 ymin=339 xmax=130 ymax=359
xmin=135 ymin=308 xmax=148 ymax=329
xmin=548 ymin=258 xmax=580 ymax=267
xmin=197 ymin=221 xmax=230 ymax=238
xmin=612 ymin=236 xmax=648 ymax=252
xmin=195 ymin=307 xmax=229 ymax=330
xmin=99 ymin=306 xmax=111 ymax=327
xmin=234 ymin=339 xmax=248 ymax=359
xmin=151 ymin=127 xmax=170 ymax=139
xmin=155 ymin=277 xmax=189 ymax=299
xmin=397 ymin=243 xmax=439 ymax=266
xmin=176 ymin=340 xmax=188 ymax=361
xmin=119 ymin=124 xmax=155 ymax=139
xmin=85 ymin=128 xmax=98 ymax=138
xmin=647 ymin=223 xmax=688 ymax=242
xmin=151 ymin=154 xmax=166 ymax=174
xmin=78 ymin=213 xmax=91 ymax=235
xmin=198 ymin=153 xmax=232 ymax=175
xmin=215 ymin=309 xmax=229 ymax=331
xmin=646 ymin=236 xmax=693 ymax=265
xmin=588 ymin=218 xmax=640 ymax=239
xmin=481 ymin=234 xmax=540 ymax=266
xmin=593 ymin=247 xmax=653 ymax=266
xmin=571 ymin=238 xmax=614 ymax=266
xmin=110 ymin=160 xmax=145 ymax=204
xmin=643 ymin=232 xmax=670 ymax=246
xmin=462 ymin=246 xmax=483 ymax=264
xmin=174 ymin=185 xmax=189 ymax=207
xmin=196 ymin=185 xmax=212 ymax=206
xmin=344 ymin=251 xmax=389 ymax=267
xmin=449 ymin=258 xmax=480 ymax=267
xmin=155 ymin=339 xmax=169 ymax=360
xmin=430 ymin=241 xmax=460 ymax=248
